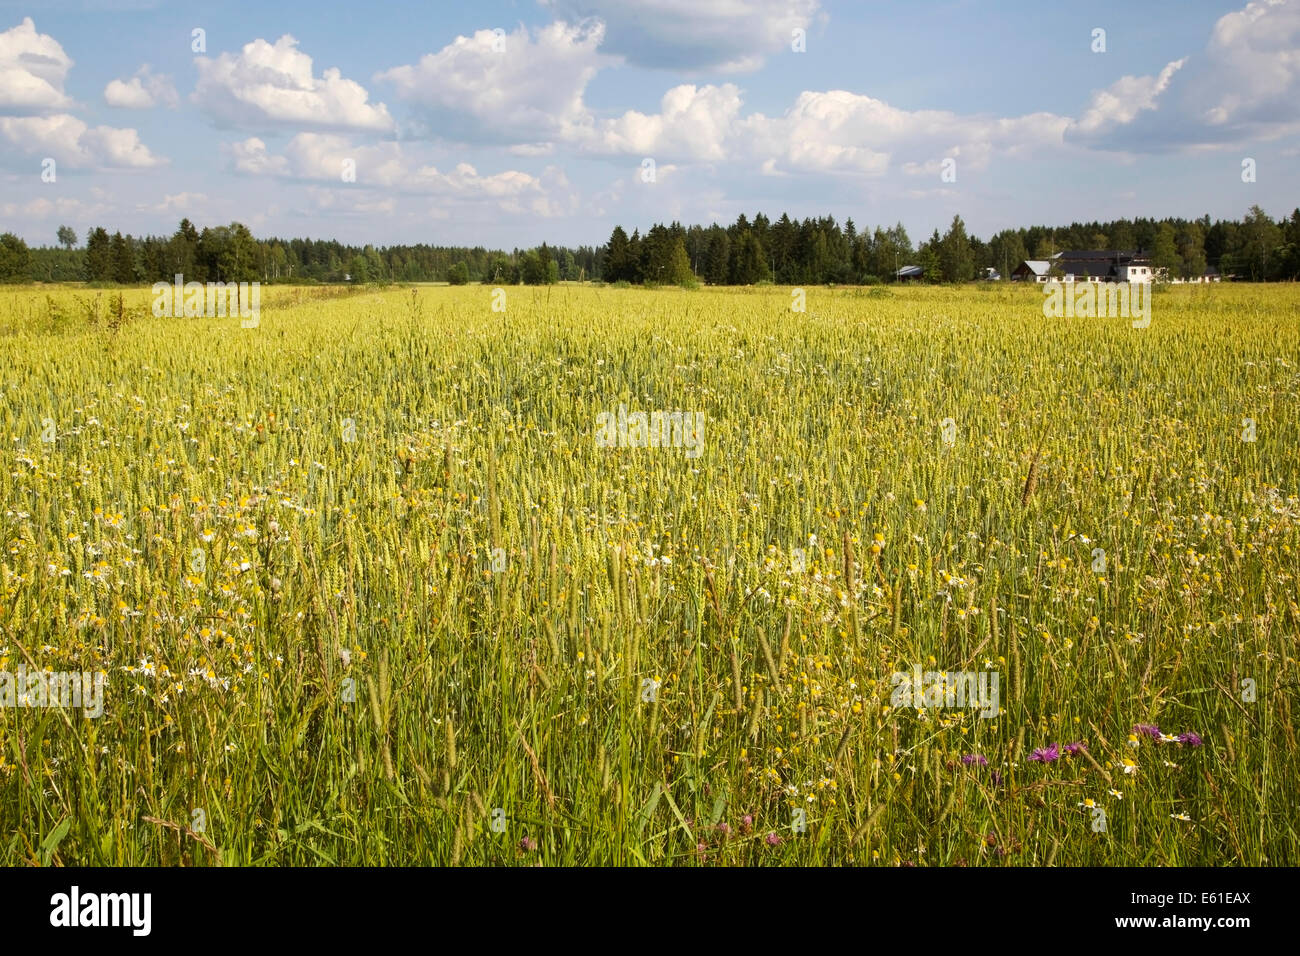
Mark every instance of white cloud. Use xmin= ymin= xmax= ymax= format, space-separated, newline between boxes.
xmin=584 ymin=83 xmax=742 ymax=160
xmin=376 ymin=22 xmax=608 ymax=142
xmin=375 ymin=11 xmax=1066 ymax=178
xmin=412 ymin=162 xmax=541 ymax=199
xmin=0 ymin=113 xmax=165 ymax=168
xmin=225 ymin=136 xmax=289 ymax=176
xmin=283 ymin=133 xmax=406 ymax=185
xmin=0 ymin=19 xmax=168 ymax=170
xmin=1200 ymin=0 xmax=1300 ymax=126
xmin=194 ymin=35 xmax=394 ymax=132
xmin=105 ymin=65 xmax=179 ymax=109
xmin=1072 ymin=59 xmax=1187 ymax=135
xmin=540 ymin=0 xmax=820 ymax=71
xmin=0 ymin=17 xmax=74 ymax=112
xmin=303 ymin=188 xmax=397 ymax=216
xmin=225 ymin=133 xmax=577 ymax=212
xmin=1 ymin=195 xmax=109 ymax=220
xmin=572 ymin=85 xmax=1067 ymax=177
xmin=144 ymin=192 xmax=211 ymax=214
xmin=508 ymin=143 xmax=556 ymax=156
xmin=1066 ymin=0 xmax=1300 ymax=150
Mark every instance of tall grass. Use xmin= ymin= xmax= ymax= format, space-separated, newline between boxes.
xmin=0 ymin=282 xmax=1296 ymax=865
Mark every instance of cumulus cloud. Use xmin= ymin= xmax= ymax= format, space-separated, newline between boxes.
xmin=224 ymin=133 xmax=576 ymax=212
xmin=194 ymin=35 xmax=394 ymax=132
xmin=1066 ymin=0 xmax=1300 ymax=150
xmin=0 ymin=113 xmax=165 ymax=168
xmin=105 ymin=65 xmax=179 ymax=109
xmin=376 ymin=22 xmax=609 ymax=143
xmin=371 ymin=9 xmax=1074 ymax=179
xmin=748 ymin=92 xmax=1069 ymax=176
xmin=540 ymin=0 xmax=820 ymax=71
xmin=224 ymin=136 xmax=290 ymax=176
xmin=1 ymin=195 xmax=109 ymax=220
xmin=1071 ymin=59 xmax=1188 ymax=136
xmin=1198 ymin=0 xmax=1300 ymax=129
xmin=0 ymin=17 xmax=74 ymax=112
xmin=569 ymin=84 xmax=1067 ymax=177
xmin=0 ymin=19 xmax=168 ymax=170
xmin=285 ymin=133 xmax=405 ymax=184
xmin=584 ymin=83 xmax=742 ymax=160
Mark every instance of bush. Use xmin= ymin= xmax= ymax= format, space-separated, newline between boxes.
xmin=446 ymin=263 xmax=470 ymax=285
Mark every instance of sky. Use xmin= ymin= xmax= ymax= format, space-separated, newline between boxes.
xmin=1 ymin=0 xmax=1298 ymax=250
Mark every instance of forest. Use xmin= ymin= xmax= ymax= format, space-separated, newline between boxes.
xmin=2 ymin=205 xmax=1297 ymax=286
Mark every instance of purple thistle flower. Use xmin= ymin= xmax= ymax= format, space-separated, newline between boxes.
xmin=1134 ymin=723 xmax=1161 ymax=739
xmin=519 ymin=836 xmax=538 ymax=852
xmin=1028 ymin=744 xmax=1061 ymax=763
xmin=960 ymin=754 xmax=988 ymax=766
xmin=1178 ymin=732 xmax=1203 ymax=747
xmin=765 ymin=832 xmax=783 ymax=846
xmin=1064 ymin=741 xmax=1087 ymax=755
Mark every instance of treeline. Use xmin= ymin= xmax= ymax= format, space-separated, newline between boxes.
xmin=601 ymin=205 xmax=1300 ymax=284
xmin=2 ymin=219 xmax=600 ymax=285
xmin=3 ymin=204 xmax=1298 ymax=285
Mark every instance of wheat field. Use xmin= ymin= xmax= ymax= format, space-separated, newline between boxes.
xmin=1 ymin=281 xmax=1296 ymax=865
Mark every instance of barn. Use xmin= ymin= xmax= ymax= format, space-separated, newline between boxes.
xmin=1013 ymin=251 xmax=1154 ymax=283
xmin=1010 ymin=260 xmax=1052 ymax=282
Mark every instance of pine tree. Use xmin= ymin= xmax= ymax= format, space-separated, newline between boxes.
xmin=85 ymin=227 xmax=112 ymax=281
xmin=604 ymin=226 xmax=631 ymax=281
xmin=110 ymin=232 xmax=136 ymax=283
xmin=938 ymin=215 xmax=974 ymax=282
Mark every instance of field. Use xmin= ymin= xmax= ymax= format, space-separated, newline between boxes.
xmin=1 ymin=281 xmax=1297 ymax=866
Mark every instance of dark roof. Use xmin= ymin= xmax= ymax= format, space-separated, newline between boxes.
xmin=1052 ymin=250 xmax=1153 ymax=278
xmin=896 ymin=265 xmax=923 ymax=277
xmin=1055 ymin=257 xmax=1120 ymax=277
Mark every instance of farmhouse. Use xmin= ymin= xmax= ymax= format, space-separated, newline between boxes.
xmin=1013 ymin=251 xmax=1154 ymax=283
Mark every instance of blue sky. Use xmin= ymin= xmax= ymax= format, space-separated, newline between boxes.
xmin=1 ymin=0 xmax=1297 ymax=249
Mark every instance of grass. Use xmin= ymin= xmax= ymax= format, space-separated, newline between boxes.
xmin=0 ymin=281 xmax=1297 ymax=866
